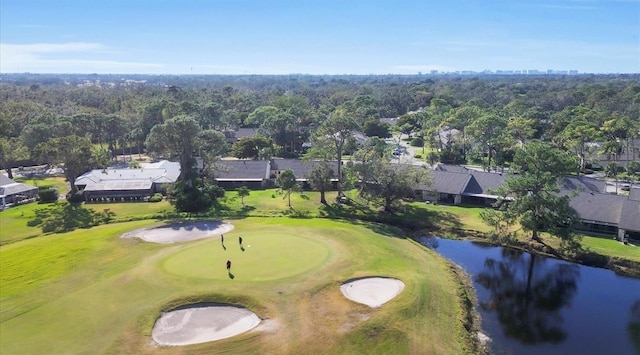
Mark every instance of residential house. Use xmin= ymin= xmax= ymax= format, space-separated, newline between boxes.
xmin=75 ymin=160 xmax=180 ymax=202
xmin=213 ymin=160 xmax=271 ymax=190
xmin=213 ymin=158 xmax=341 ymax=190
xmin=562 ymin=176 xmax=640 ymax=240
xmin=0 ymin=174 xmax=38 ymax=209
xmin=270 ymin=159 xmax=340 ymax=189
xmin=419 ymin=165 xmax=506 ymax=206
xmin=420 ymin=166 xmax=640 ymax=241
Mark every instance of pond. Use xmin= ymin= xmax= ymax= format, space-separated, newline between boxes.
xmin=419 ymin=237 xmax=640 ymax=355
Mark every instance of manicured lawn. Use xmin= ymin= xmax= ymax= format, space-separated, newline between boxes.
xmin=0 ymin=218 xmax=470 ymax=354
xmin=581 ymin=235 xmax=640 ymax=262
xmin=86 ymin=200 xmax=173 ymax=218
xmin=220 ymin=188 xmax=339 ymax=216
xmin=419 ymin=203 xmax=493 ymax=232
xmin=0 ymin=201 xmax=173 ymax=244
xmin=0 ymin=220 xmax=159 ymax=301
xmin=13 ymin=175 xmax=70 ymax=195
xmin=0 ymin=202 xmax=47 ymax=244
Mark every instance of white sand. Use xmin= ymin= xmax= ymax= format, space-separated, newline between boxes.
xmin=121 ymin=220 xmax=234 ymax=244
xmin=152 ymin=305 xmax=261 ymax=346
xmin=340 ymin=277 xmax=405 ymax=308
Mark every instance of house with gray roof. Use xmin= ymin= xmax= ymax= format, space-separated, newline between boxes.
xmin=462 ymin=170 xmax=507 ymax=205
xmin=619 ymin=199 xmax=640 ymax=240
xmin=421 ymin=167 xmax=640 ymax=241
xmin=561 ymin=177 xmax=640 ymax=240
xmin=213 ymin=158 xmax=341 ymax=190
xmin=270 ymin=159 xmax=340 ymax=189
xmin=213 ymin=160 xmax=271 ymax=189
xmin=0 ymin=174 xmax=38 ymax=209
xmin=75 ymin=160 xmax=180 ymax=202
xmin=418 ymin=166 xmax=507 ymax=206
xmin=419 ymin=170 xmax=471 ymax=204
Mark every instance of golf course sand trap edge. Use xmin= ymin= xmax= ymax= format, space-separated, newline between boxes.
xmin=121 ymin=220 xmax=234 ymax=244
xmin=152 ymin=304 xmax=261 ymax=346
xmin=340 ymin=277 xmax=405 ymax=308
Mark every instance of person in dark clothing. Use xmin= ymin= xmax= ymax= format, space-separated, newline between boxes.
xmin=239 ymin=236 xmax=243 ymax=246
xmin=226 ymin=259 xmax=231 ymax=271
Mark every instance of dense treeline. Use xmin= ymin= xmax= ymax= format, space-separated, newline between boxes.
xmin=1 ymin=74 xmax=638 ymax=182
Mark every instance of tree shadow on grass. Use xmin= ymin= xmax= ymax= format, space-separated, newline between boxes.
xmin=284 ymin=207 xmax=312 ymax=218
xmin=239 ymin=205 xmax=256 ymax=215
xmin=398 ymin=204 xmax=463 ymax=231
xmin=317 ymin=200 xmax=462 ymax=239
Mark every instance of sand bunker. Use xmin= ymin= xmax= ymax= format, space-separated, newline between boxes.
xmin=121 ymin=220 xmax=234 ymax=244
xmin=152 ymin=305 xmax=261 ymax=346
xmin=340 ymin=277 xmax=405 ymax=308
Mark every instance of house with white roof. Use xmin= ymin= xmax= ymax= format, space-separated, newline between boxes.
xmin=75 ymin=160 xmax=180 ymax=202
xmin=0 ymin=174 xmax=38 ymax=209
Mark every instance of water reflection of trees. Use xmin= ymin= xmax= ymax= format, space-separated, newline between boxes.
xmin=629 ymin=300 xmax=640 ymax=354
xmin=475 ymin=248 xmax=580 ymax=345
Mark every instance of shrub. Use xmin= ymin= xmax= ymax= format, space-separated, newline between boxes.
xmin=168 ymin=181 xmax=225 ymax=213
xmin=38 ymin=188 xmax=59 ymax=203
xmin=439 ymin=149 xmax=463 ymax=164
xmin=66 ymin=191 xmax=85 ymax=203
xmin=410 ymin=137 xmax=424 ymax=147
xmin=148 ymin=193 xmax=164 ymax=202
xmin=414 ymin=154 xmax=422 ymax=159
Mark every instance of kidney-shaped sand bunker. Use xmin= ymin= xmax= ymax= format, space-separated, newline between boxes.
xmin=152 ymin=304 xmax=260 ymax=346
xmin=121 ymin=220 xmax=234 ymax=244
xmin=340 ymin=277 xmax=405 ymax=308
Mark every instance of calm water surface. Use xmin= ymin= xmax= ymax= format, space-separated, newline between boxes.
xmin=420 ymin=237 xmax=640 ymax=355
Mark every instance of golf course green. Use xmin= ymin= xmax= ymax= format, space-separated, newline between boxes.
xmin=163 ymin=231 xmax=332 ymax=281
xmin=0 ymin=217 xmax=473 ymax=354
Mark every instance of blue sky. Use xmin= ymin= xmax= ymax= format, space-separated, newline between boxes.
xmin=1 ymin=0 xmax=638 ymax=74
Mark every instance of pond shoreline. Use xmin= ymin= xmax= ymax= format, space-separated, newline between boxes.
xmin=444 ymin=258 xmax=489 ymax=355
xmin=425 ymin=234 xmax=640 ymax=355
xmin=424 ymin=228 xmax=640 ymax=279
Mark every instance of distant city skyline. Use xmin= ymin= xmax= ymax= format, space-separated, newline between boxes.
xmin=1 ymin=0 xmax=638 ymax=75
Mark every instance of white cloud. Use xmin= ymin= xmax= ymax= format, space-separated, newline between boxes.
xmin=0 ymin=42 xmax=163 ymax=73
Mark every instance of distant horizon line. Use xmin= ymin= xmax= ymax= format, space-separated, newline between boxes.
xmin=2 ymin=71 xmax=639 ymax=76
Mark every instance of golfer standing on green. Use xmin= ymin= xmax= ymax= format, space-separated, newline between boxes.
xmin=226 ymin=259 xmax=231 ymax=272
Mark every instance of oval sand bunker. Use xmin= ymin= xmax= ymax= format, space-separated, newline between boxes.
xmin=340 ymin=277 xmax=405 ymax=308
xmin=152 ymin=305 xmax=260 ymax=346
xmin=121 ymin=220 xmax=233 ymax=244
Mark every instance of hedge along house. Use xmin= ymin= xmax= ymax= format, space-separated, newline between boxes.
xmin=0 ymin=174 xmax=38 ymax=209
xmin=74 ymin=160 xmax=180 ymax=202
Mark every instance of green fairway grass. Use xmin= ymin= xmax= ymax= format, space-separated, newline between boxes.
xmin=0 ymin=217 xmax=471 ymax=354
xmin=0 ymin=202 xmax=43 ymax=244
